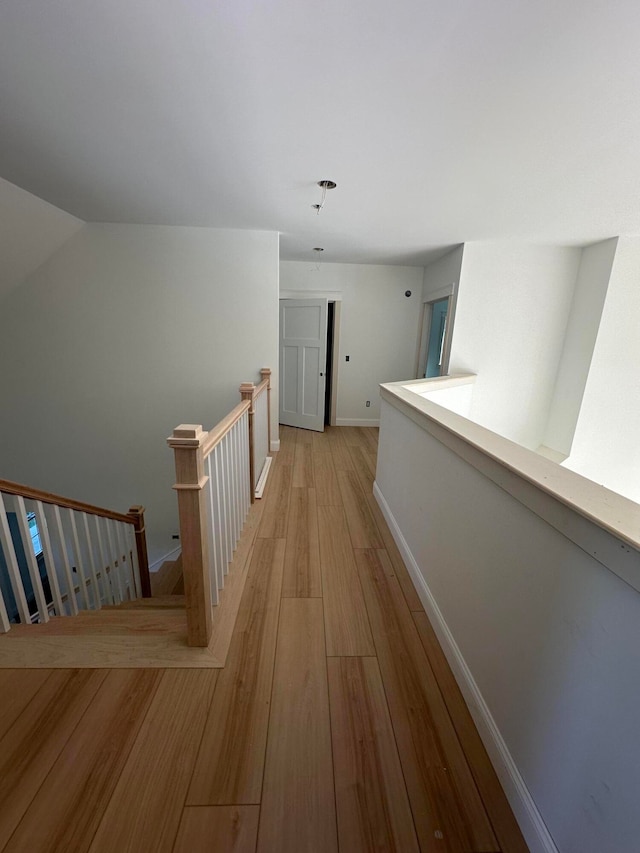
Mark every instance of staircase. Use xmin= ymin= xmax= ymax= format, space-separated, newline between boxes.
xmin=0 ymin=367 xmax=272 ymax=666
xmin=0 ymin=488 xmax=264 ymax=668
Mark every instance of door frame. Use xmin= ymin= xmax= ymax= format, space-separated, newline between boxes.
xmin=416 ymin=282 xmax=458 ymax=379
xmin=279 ymin=293 xmax=342 ymax=427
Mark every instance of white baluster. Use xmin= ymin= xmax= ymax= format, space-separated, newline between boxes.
xmin=228 ymin=426 xmax=235 ymax=550
xmin=0 ymin=585 xmax=10 ymax=633
xmin=238 ymin=417 xmax=245 ymax=520
xmin=213 ymin=444 xmax=226 ymax=586
xmin=238 ymin=421 xmax=245 ymax=531
xmin=106 ymin=519 xmax=124 ymax=603
xmin=240 ymin=415 xmax=246 ymax=519
xmin=34 ymin=501 xmax=65 ymax=617
xmin=14 ymin=497 xmax=49 ymax=623
xmin=223 ymin=432 xmax=230 ymax=565
xmin=246 ymin=412 xmax=251 ymax=509
xmin=237 ymin=419 xmax=244 ymax=529
xmin=49 ymin=504 xmax=79 ymax=615
xmin=81 ymin=513 xmax=102 ymax=609
xmin=94 ymin=515 xmax=115 ymax=605
xmin=237 ymin=418 xmax=243 ymax=526
xmin=126 ymin=524 xmax=142 ymax=599
xmin=236 ymin=422 xmax=242 ymax=543
xmin=204 ymin=458 xmax=219 ymax=606
xmin=117 ymin=520 xmax=131 ymax=601
xmin=245 ymin=412 xmax=251 ymax=516
xmin=205 ymin=455 xmax=218 ymax=594
xmin=230 ymin=424 xmax=238 ymax=549
xmin=227 ymin=435 xmax=235 ymax=571
xmin=68 ymin=509 xmax=90 ymax=610
xmin=235 ymin=424 xmax=241 ymax=536
xmin=252 ymin=400 xmax=258 ymax=493
xmin=0 ymin=492 xmax=31 ymax=624
xmin=114 ymin=522 xmax=131 ymax=600
xmin=113 ymin=521 xmax=131 ymax=601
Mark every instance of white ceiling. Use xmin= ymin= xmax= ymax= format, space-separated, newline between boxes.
xmin=1 ymin=0 xmax=640 ymax=266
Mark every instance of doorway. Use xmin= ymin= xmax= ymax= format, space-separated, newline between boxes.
xmin=425 ymin=297 xmax=449 ymax=378
xmin=324 ymin=301 xmax=335 ymax=425
xmin=417 ymin=285 xmax=457 ymax=379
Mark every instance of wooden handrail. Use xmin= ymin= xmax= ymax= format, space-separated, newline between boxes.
xmin=201 ymin=399 xmax=251 ymax=458
xmin=0 ymin=479 xmax=134 ymax=525
xmin=253 ymin=376 xmax=269 ymax=399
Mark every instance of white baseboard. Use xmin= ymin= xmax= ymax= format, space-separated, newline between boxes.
xmin=373 ymin=481 xmax=558 ymax=853
xmin=335 ymin=418 xmax=380 ymax=427
xmin=149 ymin=544 xmax=182 ymax=573
xmin=270 ymin=439 xmax=280 ymax=452
xmin=255 ymin=455 xmax=273 ymax=499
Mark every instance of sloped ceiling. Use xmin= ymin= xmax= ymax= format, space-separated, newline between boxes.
xmin=1 ymin=0 xmax=640 ymax=265
xmin=0 ymin=177 xmax=83 ymax=300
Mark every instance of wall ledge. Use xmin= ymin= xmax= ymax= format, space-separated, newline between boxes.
xmin=380 ymin=380 xmax=640 ymax=591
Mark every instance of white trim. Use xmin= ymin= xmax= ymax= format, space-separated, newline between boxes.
xmin=421 ymin=283 xmax=455 ymax=304
xmin=280 ymin=289 xmax=343 ymax=301
xmin=335 ymin=418 xmax=380 ymax=427
xmin=149 ymin=544 xmax=181 ymax=573
xmin=270 ymin=439 xmax=280 ymax=452
xmin=255 ymin=455 xmax=273 ymax=499
xmin=373 ymin=481 xmax=559 ymax=853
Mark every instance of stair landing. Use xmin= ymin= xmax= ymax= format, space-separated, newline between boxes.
xmin=0 ymin=495 xmax=264 ymax=669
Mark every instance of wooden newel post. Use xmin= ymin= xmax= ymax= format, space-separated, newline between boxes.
xmin=166 ymin=424 xmax=212 ymax=647
xmin=127 ymin=505 xmax=152 ymax=598
xmin=240 ymin=383 xmax=256 ymax=504
xmin=261 ymin=367 xmax=272 ymax=452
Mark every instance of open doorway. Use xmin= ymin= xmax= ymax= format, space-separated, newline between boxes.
xmin=324 ymin=301 xmax=335 ymax=425
xmin=417 ymin=285 xmax=457 ymax=379
xmin=425 ymin=297 xmax=449 ymax=377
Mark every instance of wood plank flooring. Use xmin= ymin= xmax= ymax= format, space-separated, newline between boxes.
xmin=0 ymin=425 xmax=527 ymax=853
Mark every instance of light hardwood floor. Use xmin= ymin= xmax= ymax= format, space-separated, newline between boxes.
xmin=0 ymin=426 xmax=528 ymax=853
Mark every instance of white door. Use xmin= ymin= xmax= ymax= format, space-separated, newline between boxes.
xmin=279 ymin=299 xmax=328 ymax=432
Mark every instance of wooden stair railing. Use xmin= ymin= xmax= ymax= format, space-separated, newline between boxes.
xmin=167 ymin=368 xmax=273 ymax=647
xmin=0 ymin=479 xmax=151 ymax=633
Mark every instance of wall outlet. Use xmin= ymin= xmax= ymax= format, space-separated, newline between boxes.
xmin=366 ymin=400 xmax=371 ymax=407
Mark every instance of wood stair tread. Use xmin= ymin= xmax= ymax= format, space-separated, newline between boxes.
xmin=103 ymin=595 xmax=185 ymax=610
xmin=151 ymin=556 xmax=183 ymax=597
xmin=8 ymin=608 xmax=187 ymax=637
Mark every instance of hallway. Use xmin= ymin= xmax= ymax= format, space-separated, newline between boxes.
xmin=0 ymin=425 xmax=527 ymax=852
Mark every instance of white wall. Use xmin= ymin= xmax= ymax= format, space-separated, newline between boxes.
xmin=0 ymin=176 xmax=83 ymax=300
xmin=279 ymin=261 xmax=423 ymax=425
xmin=377 ymin=397 xmax=640 ymax=853
xmin=543 ymin=239 xmax=616 ymax=456
xmin=563 ymin=236 xmax=640 ymax=504
xmin=0 ymin=224 xmax=279 ymax=565
xmin=449 ymin=243 xmax=580 ymax=449
xmin=422 ymin=245 xmax=463 ymax=301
